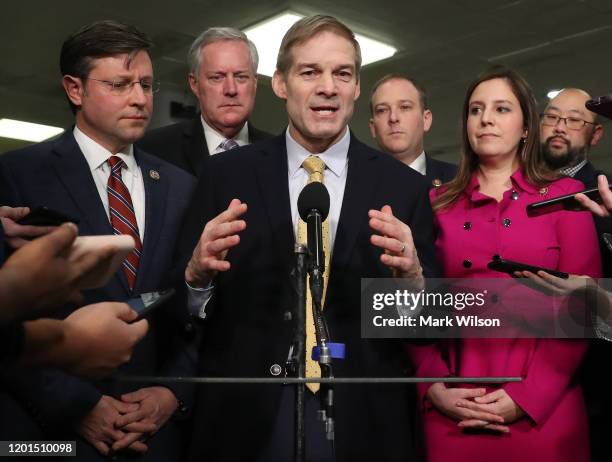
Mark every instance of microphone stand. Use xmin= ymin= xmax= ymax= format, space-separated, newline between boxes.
xmin=289 ymin=243 xmax=307 ymax=462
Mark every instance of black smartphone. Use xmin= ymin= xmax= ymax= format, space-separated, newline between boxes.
xmin=487 ymin=258 xmax=569 ymax=279
xmin=17 ymin=206 xmax=79 ymax=226
xmin=526 ymin=186 xmax=608 ymax=216
xmin=128 ymin=289 xmax=176 ymax=322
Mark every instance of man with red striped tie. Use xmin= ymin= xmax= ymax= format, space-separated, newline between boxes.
xmin=0 ymin=21 xmax=197 ymax=461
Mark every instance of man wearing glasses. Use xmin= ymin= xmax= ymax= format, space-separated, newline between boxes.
xmin=0 ymin=20 xmax=196 ymax=461
xmin=541 ymin=88 xmax=610 ymax=462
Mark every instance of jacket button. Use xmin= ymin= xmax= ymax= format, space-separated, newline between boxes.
xmin=283 ymin=310 xmax=292 ymax=321
xmin=511 ymin=190 xmax=519 ymax=200
xmin=463 ymin=221 xmax=472 ymax=230
xmin=270 ymin=364 xmax=282 ymax=376
xmin=463 ymin=259 xmax=472 ymax=268
xmin=503 ymin=218 xmax=512 ymax=227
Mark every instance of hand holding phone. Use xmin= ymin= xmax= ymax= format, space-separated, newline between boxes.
xmin=487 ymin=256 xmax=569 ymax=279
xmin=127 ymin=289 xmax=176 ymax=322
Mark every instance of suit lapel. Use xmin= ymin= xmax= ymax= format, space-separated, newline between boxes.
xmin=253 ymin=136 xmax=295 ymax=265
xmin=184 ymin=117 xmax=208 ymax=175
xmin=332 ymin=136 xmax=379 ymax=270
xmin=51 ymin=133 xmax=113 ymax=235
xmin=134 ymin=150 xmax=168 ymax=291
xmin=51 ymin=132 xmax=129 ymax=292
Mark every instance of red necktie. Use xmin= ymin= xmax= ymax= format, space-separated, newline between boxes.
xmin=107 ymin=155 xmax=142 ymax=290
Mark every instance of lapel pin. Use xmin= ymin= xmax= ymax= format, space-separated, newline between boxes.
xmin=539 ymin=187 xmax=548 ymax=196
xmin=149 ymin=169 xmax=160 ymax=180
xmin=432 ymin=178 xmax=442 ymax=188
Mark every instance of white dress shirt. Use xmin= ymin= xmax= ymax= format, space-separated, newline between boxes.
xmin=201 ymin=116 xmax=249 ymax=155
xmin=408 ymin=151 xmax=427 ymax=176
xmin=188 ymin=126 xmax=352 ymax=318
xmin=73 ymin=126 xmax=145 ymax=240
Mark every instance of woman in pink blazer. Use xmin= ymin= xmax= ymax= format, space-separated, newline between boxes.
xmin=409 ymin=67 xmax=601 ymax=462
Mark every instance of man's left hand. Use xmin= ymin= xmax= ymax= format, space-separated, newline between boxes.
xmin=369 ymin=205 xmax=424 ymax=288
xmin=112 ymin=386 xmax=178 ymax=452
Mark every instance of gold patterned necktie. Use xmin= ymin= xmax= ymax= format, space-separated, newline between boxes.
xmin=297 ymin=155 xmax=331 ymax=393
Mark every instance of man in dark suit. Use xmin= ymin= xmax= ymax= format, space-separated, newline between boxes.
xmin=181 ymin=15 xmax=438 ymax=461
xmin=540 ymin=87 xmax=610 ymax=461
xmin=0 ymin=21 xmax=196 ymax=461
xmin=138 ymin=27 xmax=272 ymax=176
xmin=369 ymin=73 xmax=457 ymax=188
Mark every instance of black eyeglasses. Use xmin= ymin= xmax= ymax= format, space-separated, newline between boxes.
xmin=540 ymin=113 xmax=594 ymax=130
xmin=87 ymin=78 xmax=160 ymax=95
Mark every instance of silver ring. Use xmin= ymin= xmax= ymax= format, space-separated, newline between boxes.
xmin=399 ymin=243 xmax=406 ymax=254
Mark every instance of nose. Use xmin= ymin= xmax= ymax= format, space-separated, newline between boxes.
xmin=128 ymin=81 xmax=148 ymax=107
xmin=553 ymin=117 xmax=567 ymax=134
xmin=317 ymin=72 xmax=337 ymax=97
xmin=389 ymin=107 xmax=399 ymax=124
xmin=480 ymin=107 xmax=493 ymax=126
xmin=223 ymin=75 xmax=238 ymax=96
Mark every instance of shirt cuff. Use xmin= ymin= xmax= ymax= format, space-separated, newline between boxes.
xmin=185 ymin=280 xmax=214 ymax=319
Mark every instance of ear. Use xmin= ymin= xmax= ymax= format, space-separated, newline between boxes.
xmin=591 ymin=125 xmax=604 ymax=147
xmin=353 ymin=78 xmax=361 ymax=101
xmin=368 ymin=118 xmax=377 ymax=140
xmin=62 ymin=75 xmax=85 ymax=108
xmin=271 ymin=70 xmax=287 ymax=100
xmin=423 ymin=109 xmax=433 ymax=133
xmin=188 ymin=73 xmax=199 ymax=98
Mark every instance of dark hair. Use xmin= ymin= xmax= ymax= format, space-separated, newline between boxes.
xmin=60 ymin=20 xmax=153 ymax=113
xmin=433 ymin=66 xmax=554 ymax=212
xmin=276 ymin=15 xmax=361 ymax=78
xmin=369 ymin=73 xmax=429 ymax=114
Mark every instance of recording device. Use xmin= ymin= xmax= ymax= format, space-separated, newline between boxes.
xmin=127 ymin=288 xmax=175 ymax=322
xmin=527 ymin=186 xmax=610 ymax=215
xmin=586 ymin=93 xmax=612 ymax=119
xmin=17 ymin=206 xmax=79 ymax=226
xmin=69 ymin=235 xmax=135 ymax=289
xmin=297 ymin=182 xmax=330 ymax=307
xmin=488 ymin=256 xmax=569 ymax=279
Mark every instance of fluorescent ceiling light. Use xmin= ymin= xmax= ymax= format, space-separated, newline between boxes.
xmin=244 ymin=12 xmax=397 ymax=77
xmin=547 ymin=89 xmax=561 ymax=99
xmin=0 ymin=118 xmax=64 ymax=142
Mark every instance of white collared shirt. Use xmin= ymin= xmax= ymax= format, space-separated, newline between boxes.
xmin=408 ymin=151 xmax=427 ymax=176
xmin=286 ymin=127 xmax=350 ymax=252
xmin=201 ymin=116 xmax=249 ymax=155
xmin=73 ymin=126 xmax=146 ymax=240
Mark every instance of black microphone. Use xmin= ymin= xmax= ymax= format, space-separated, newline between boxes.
xmin=586 ymin=93 xmax=612 ymax=120
xmin=297 ymin=182 xmax=330 ymax=308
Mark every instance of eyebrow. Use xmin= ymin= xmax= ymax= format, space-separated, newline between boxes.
xmin=546 ymin=105 xmax=586 ymax=116
xmin=469 ymin=99 xmax=514 ymax=106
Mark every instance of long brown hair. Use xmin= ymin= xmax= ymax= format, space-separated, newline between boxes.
xmin=433 ymin=66 xmax=553 ymax=212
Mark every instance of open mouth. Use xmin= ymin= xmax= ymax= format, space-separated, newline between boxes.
xmin=311 ymin=106 xmax=338 ymax=115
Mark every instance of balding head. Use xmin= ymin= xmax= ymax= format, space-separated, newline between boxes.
xmin=540 ymin=87 xmax=604 ymax=170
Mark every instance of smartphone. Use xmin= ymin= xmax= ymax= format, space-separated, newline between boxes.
xmin=526 ymin=186 xmax=608 ymax=216
xmin=586 ymin=94 xmax=612 ymax=119
xmin=128 ymin=289 xmax=176 ymax=322
xmin=17 ymin=206 xmax=79 ymax=226
xmin=69 ymin=235 xmax=135 ymax=289
xmin=487 ymin=258 xmax=569 ymax=279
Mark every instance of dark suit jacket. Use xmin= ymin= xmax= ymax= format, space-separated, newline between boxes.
xmin=179 ymin=133 xmax=438 ymax=461
xmin=425 ymin=154 xmax=457 ymax=188
xmin=573 ymin=161 xmax=612 ymax=277
xmin=0 ymin=131 xmax=197 ymax=450
xmin=137 ymin=117 xmax=273 ymax=177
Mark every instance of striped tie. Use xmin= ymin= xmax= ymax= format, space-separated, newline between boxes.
xmin=107 ymin=156 xmax=142 ymax=291
xmin=219 ymin=139 xmax=239 ymax=151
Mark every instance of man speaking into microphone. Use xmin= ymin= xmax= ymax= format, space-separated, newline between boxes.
xmin=179 ymin=15 xmax=438 ymax=461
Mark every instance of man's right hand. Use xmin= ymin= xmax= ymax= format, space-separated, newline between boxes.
xmin=62 ymin=302 xmax=149 ymax=379
xmin=575 ymin=174 xmax=612 ymax=217
xmin=0 ymin=223 xmax=116 ymax=320
xmin=0 ymin=206 xmax=55 ymax=248
xmin=185 ymin=198 xmax=247 ymax=288
xmin=77 ymin=395 xmax=156 ymax=456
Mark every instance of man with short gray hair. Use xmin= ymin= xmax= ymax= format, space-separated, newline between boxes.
xmin=139 ymin=27 xmax=271 ymax=176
